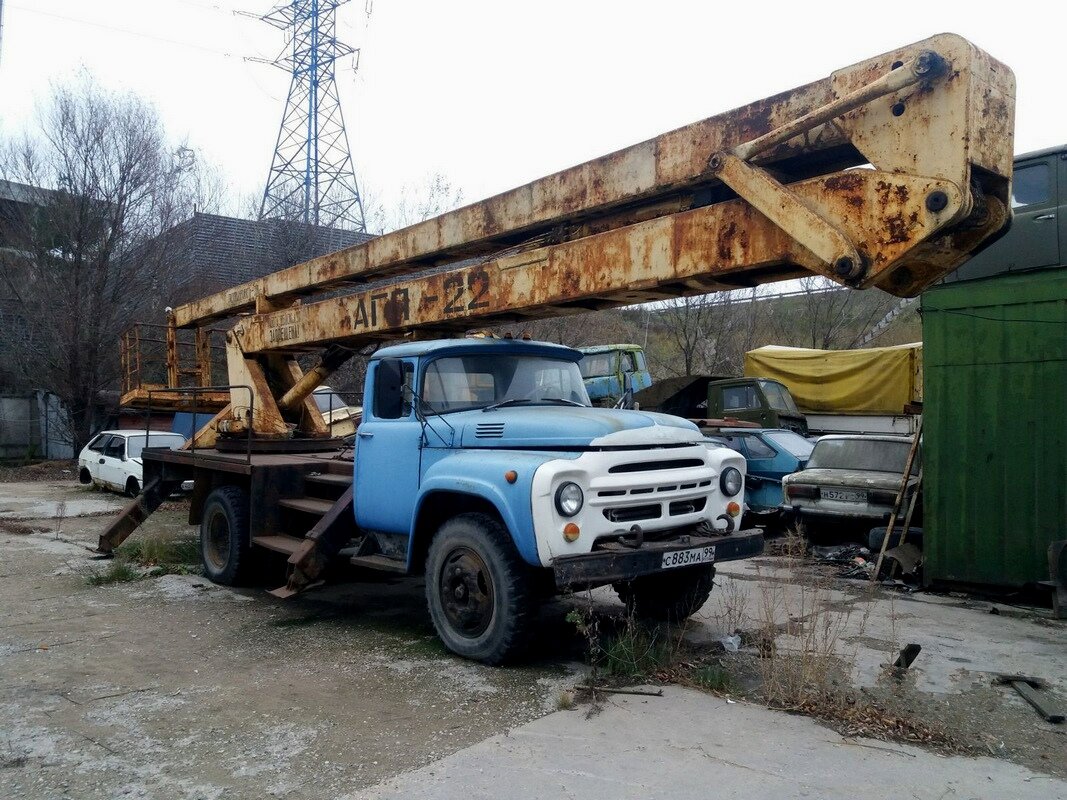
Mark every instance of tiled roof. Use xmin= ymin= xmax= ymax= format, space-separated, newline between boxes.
xmin=163 ymin=213 xmax=374 ymax=295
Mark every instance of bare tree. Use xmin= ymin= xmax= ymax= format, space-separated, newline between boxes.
xmin=362 ymin=173 xmax=465 ymax=234
xmin=0 ymin=76 xmax=214 ymax=450
xmin=791 ymin=276 xmax=897 ymax=349
xmin=653 ymin=293 xmax=746 ymax=377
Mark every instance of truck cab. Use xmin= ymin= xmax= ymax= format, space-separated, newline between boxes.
xmin=578 ymin=344 xmax=653 ymax=407
xmin=945 ymin=145 xmax=1067 ymax=283
xmin=705 ymin=378 xmax=808 ymax=435
xmin=356 ymin=338 xmax=760 ymax=662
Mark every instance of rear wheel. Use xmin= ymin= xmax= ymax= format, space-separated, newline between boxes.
xmin=79 ymin=468 xmax=92 ymax=485
xmin=199 ymin=485 xmax=253 ymax=586
xmin=425 ymin=513 xmax=534 ymax=665
xmin=615 ymin=565 xmax=715 ymax=622
xmin=124 ymin=477 xmax=140 ymax=498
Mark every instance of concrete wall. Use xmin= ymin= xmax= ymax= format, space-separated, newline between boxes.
xmin=0 ymin=391 xmax=74 ymax=461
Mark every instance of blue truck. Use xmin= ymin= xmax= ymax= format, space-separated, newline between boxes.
xmin=578 ymin=344 xmax=654 ymax=407
xmin=130 ymin=337 xmax=763 ymax=663
xmin=101 ymin=34 xmax=1014 ymax=663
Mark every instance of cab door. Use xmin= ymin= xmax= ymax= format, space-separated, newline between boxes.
xmin=354 ymin=359 xmax=422 ymax=534
xmin=84 ymin=434 xmax=113 ymax=484
xmin=733 ymin=434 xmax=781 ymax=513
xmin=1009 ymin=156 xmax=1060 ymax=271
xmin=98 ymin=436 xmax=128 ymax=490
xmin=948 ymin=154 xmax=1061 ymax=283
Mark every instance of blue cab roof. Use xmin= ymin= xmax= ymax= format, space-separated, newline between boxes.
xmin=370 ymin=337 xmax=582 ymax=362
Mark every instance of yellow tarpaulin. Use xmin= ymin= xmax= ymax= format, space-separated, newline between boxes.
xmin=744 ymin=343 xmax=922 ymax=414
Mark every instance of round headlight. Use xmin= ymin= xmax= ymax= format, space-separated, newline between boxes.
xmin=555 ymin=482 xmax=584 ymax=517
xmin=720 ymin=467 xmax=743 ymax=497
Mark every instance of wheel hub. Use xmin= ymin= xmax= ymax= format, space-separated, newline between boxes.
xmin=439 ymin=547 xmax=494 ymax=637
xmin=203 ymin=509 xmax=229 ymax=572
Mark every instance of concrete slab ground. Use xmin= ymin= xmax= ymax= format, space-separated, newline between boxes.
xmin=2 ymin=479 xmax=1065 ymax=798
xmin=353 ymin=687 xmax=1067 ymax=800
xmin=709 ymin=556 xmax=1067 ymax=697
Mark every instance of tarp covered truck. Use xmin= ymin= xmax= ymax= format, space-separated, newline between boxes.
xmin=744 ymin=344 xmax=923 ymax=435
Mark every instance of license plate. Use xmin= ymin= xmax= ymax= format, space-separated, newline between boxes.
xmin=661 ymin=546 xmax=715 ymax=570
xmin=821 ymin=488 xmax=866 ymax=502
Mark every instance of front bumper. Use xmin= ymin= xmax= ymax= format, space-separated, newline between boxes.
xmin=552 ymin=528 xmax=763 ymax=587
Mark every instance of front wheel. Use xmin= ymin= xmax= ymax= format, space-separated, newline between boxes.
xmin=615 ymin=565 xmax=715 ymax=622
xmin=425 ymin=513 xmax=534 ymax=665
xmin=199 ymin=485 xmax=253 ymax=586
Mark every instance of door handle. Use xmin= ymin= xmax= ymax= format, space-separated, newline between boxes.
xmin=1034 ymin=213 xmax=1056 ymax=221
xmin=357 ymin=431 xmax=374 ymax=439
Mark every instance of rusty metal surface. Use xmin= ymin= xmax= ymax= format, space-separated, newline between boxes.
xmin=97 ymin=478 xmax=169 ymax=553
xmin=232 ymin=170 xmax=983 ymax=353
xmin=173 ymin=33 xmax=1013 ymax=329
xmin=119 ymin=388 xmax=230 ymax=412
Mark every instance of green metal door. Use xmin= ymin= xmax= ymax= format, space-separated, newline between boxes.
xmin=922 ymin=270 xmax=1067 ymax=587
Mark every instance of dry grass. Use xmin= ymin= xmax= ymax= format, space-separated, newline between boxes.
xmin=566 ymin=530 xmax=960 ymax=753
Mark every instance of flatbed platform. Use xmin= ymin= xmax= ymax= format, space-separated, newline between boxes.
xmin=143 ymin=445 xmax=353 ymax=476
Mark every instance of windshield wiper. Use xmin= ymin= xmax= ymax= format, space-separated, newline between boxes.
xmin=482 ymin=398 xmax=535 ymax=412
xmin=482 ymin=397 xmax=586 ymax=412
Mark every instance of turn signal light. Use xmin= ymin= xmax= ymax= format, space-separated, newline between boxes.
xmin=504 ymin=470 xmax=518 ymax=484
xmin=726 ymin=501 xmax=741 ymax=517
xmin=562 ymin=523 xmax=580 ymax=542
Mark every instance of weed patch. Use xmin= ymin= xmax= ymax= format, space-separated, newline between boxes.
xmin=116 ymin=533 xmax=201 ymax=576
xmin=85 ymin=561 xmax=141 ymax=586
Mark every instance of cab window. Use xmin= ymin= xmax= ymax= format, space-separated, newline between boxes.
xmin=722 ymin=385 xmax=759 ymax=411
xmin=86 ymin=434 xmax=111 ymax=453
xmin=741 ymin=435 xmax=777 ymax=459
xmin=103 ymin=437 xmax=126 ymax=459
xmin=1011 ymin=163 xmax=1052 ymax=209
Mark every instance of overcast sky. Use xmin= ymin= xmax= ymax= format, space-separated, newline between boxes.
xmin=0 ymin=0 xmax=1059 ymax=220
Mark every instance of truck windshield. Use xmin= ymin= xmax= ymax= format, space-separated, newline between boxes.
xmin=126 ymin=433 xmax=187 ymax=459
xmin=759 ymin=380 xmax=800 ymax=414
xmin=806 ymin=438 xmax=918 ymax=474
xmin=578 ymin=353 xmax=614 ymax=378
xmin=422 ymin=355 xmax=591 ymax=413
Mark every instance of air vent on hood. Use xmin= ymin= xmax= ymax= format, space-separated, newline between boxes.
xmin=475 ymin=423 xmax=506 ymax=439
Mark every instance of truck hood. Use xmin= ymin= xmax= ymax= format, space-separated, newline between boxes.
xmin=454 ymin=406 xmax=702 ymax=449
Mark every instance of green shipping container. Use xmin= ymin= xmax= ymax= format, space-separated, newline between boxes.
xmin=922 ymin=269 xmax=1067 ymax=588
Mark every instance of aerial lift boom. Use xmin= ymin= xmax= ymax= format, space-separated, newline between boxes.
xmin=123 ymin=33 xmax=1014 ymax=446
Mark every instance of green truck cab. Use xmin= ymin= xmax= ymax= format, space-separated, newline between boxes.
xmin=944 ymin=145 xmax=1066 ymax=284
xmin=704 ymin=378 xmax=808 ymax=434
xmin=631 ymin=373 xmax=808 ymax=435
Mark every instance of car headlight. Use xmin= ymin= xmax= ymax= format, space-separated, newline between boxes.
xmin=720 ymin=467 xmax=742 ymax=497
xmin=555 ymin=482 xmax=584 ymax=517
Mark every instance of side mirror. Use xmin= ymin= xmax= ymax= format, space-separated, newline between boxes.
xmin=374 ymin=358 xmax=405 ymax=419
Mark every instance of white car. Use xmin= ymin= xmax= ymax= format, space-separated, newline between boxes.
xmin=78 ymin=430 xmax=188 ymax=496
